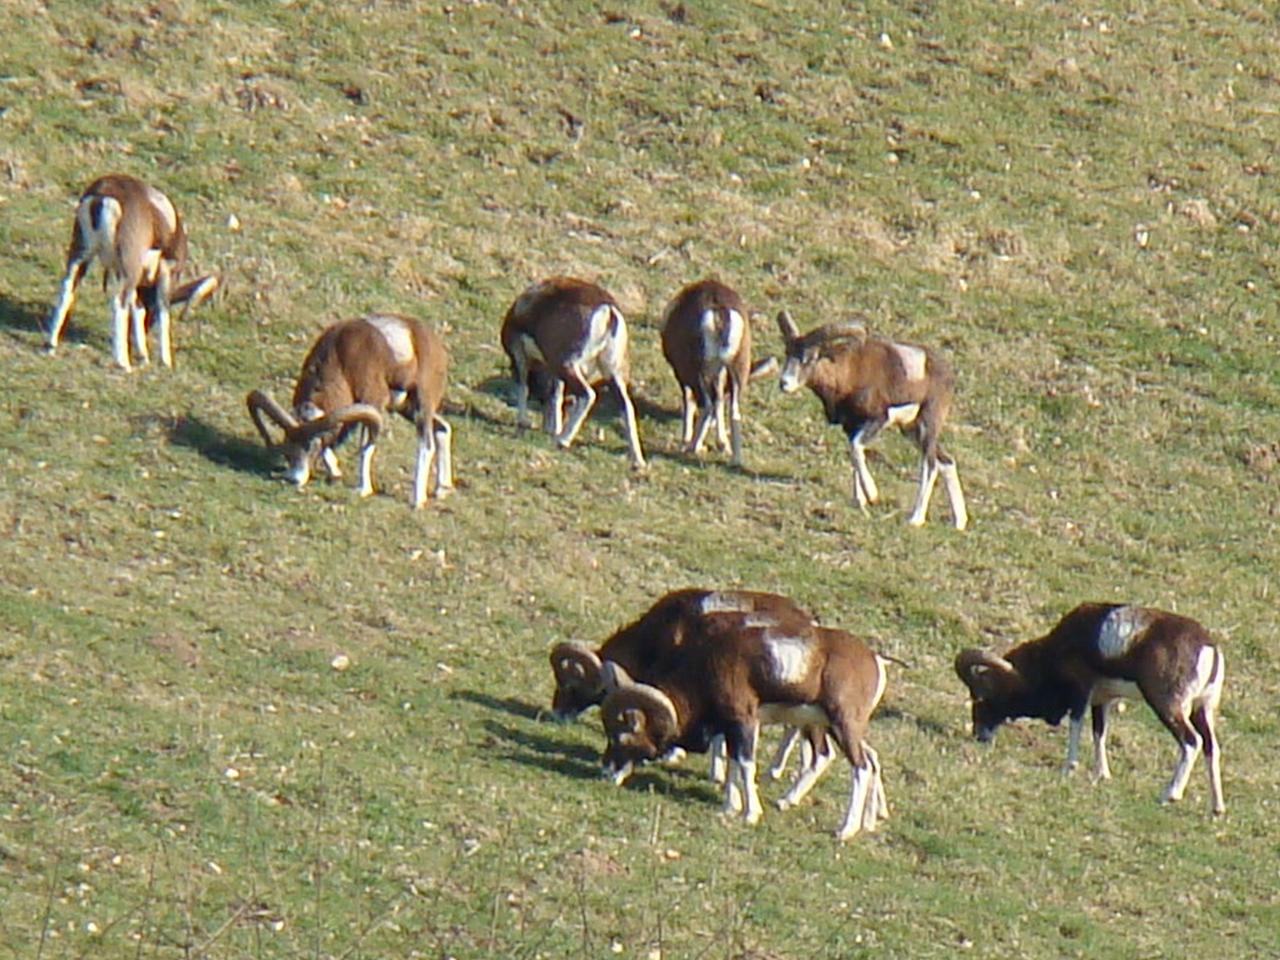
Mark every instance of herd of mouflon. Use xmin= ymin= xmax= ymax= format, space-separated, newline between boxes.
xmin=40 ymin=173 xmax=1227 ymax=839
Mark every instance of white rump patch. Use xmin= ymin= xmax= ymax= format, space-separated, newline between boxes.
xmin=79 ymin=196 xmax=122 ymax=255
xmin=698 ymin=591 xmax=754 ymax=614
xmin=366 ymin=315 xmax=416 ymax=365
xmin=144 ymin=184 xmax=178 ymax=233
xmin=584 ymin=304 xmax=617 ymax=356
xmin=1097 ymin=605 xmax=1151 ymax=660
xmin=891 ymin=342 xmax=928 ymax=382
xmin=701 ymin=308 xmax=744 ymax=363
xmin=1185 ymin=646 xmax=1219 ymax=706
xmin=764 ymin=633 xmax=814 ymax=685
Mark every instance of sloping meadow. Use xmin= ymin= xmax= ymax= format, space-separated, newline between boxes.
xmin=2 ymin=1 xmax=1278 ymax=957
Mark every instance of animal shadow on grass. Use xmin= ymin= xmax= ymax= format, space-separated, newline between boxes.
xmin=459 ymin=690 xmax=720 ymax=806
xmin=877 ymin=704 xmax=951 ymax=739
xmin=452 ymin=688 xmax=543 ymax=721
xmin=470 ymin=374 xmax=681 ymax=429
xmin=165 ymin=414 xmax=276 ymax=476
xmin=469 ymin=372 xmax=788 ymax=479
xmin=0 ymin=292 xmax=54 ymax=347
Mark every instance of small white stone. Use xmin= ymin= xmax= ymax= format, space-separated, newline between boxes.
xmin=331 ymin=654 xmax=351 ymax=671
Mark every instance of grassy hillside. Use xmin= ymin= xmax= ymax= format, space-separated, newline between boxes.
xmin=2 ymin=1 xmax=1278 ymax=957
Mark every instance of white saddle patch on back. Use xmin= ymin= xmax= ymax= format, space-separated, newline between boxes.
xmin=764 ymin=633 xmax=814 ymax=685
xmin=1097 ymin=605 xmax=1151 ymax=660
xmin=144 ymin=185 xmax=179 ymax=233
xmin=891 ymin=342 xmax=928 ymax=383
xmin=366 ymin=314 xmax=416 ymax=365
xmin=701 ymin=308 xmax=744 ymax=364
xmin=699 ymin=591 xmax=754 ymax=614
xmin=885 ymin=402 xmax=921 ymax=428
xmin=740 ymin=611 xmax=782 ymax=628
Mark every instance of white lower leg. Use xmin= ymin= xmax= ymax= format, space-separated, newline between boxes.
xmin=689 ymin=401 xmax=715 ymax=454
xmin=940 ymin=461 xmax=968 ymax=530
xmin=861 ymin=745 xmax=886 ymax=831
xmin=837 ymin=760 xmax=873 ymax=841
xmin=767 ymin=727 xmax=802 ymax=780
xmin=110 ymin=294 xmax=132 ymax=370
xmin=714 ymin=378 xmax=730 ymax=452
xmin=543 ymin=379 xmax=565 ymax=436
xmin=907 ymin=457 xmax=939 ymax=527
xmin=614 ymin=379 xmax=646 ymax=468
xmin=155 ymin=303 xmax=173 ymax=368
xmin=680 ymin=388 xmax=696 ymax=445
xmin=432 ymin=419 xmax=454 ymax=496
xmin=737 ymin=756 xmax=763 ymax=825
xmin=130 ymin=296 xmax=150 ymax=367
xmin=1091 ymin=712 xmax=1112 ymax=783
xmin=412 ymin=431 xmax=436 ymax=509
xmin=849 ymin=437 xmax=878 ymax=509
xmin=722 ymin=770 xmax=743 ymax=814
xmin=47 ymin=268 xmax=81 ymax=350
xmin=357 ymin=434 xmax=377 ymax=497
xmin=321 ymin=447 xmax=342 ymax=479
xmin=1161 ymin=737 xmax=1201 ymax=804
xmin=728 ymin=391 xmax=742 ymax=465
xmin=556 ymin=380 xmax=595 ymax=449
xmin=778 ymin=746 xmax=836 ymax=810
xmin=708 ymin=735 xmax=728 ymax=785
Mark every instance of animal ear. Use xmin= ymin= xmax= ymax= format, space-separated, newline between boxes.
xmin=776 ymin=309 xmax=800 ymax=342
xmin=621 ymin=708 xmax=646 ymax=733
xmin=600 ymin=661 xmax=635 ymax=692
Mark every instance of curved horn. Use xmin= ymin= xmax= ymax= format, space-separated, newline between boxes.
xmin=246 ymin=389 xmax=299 ymax=446
xmin=600 ymin=661 xmax=635 ymax=693
xmin=808 ymin=321 xmax=867 ymax=347
xmin=954 ymin=648 xmax=1014 ymax=692
xmin=749 ymin=356 xmax=779 ymax=381
xmin=550 ymin=642 xmax=602 ymax=682
xmin=635 ymin=682 xmax=680 ymax=742
xmin=172 ymin=273 xmax=220 ymax=322
xmin=294 ymin=403 xmax=384 ymax=443
xmin=776 ymin=309 xmax=800 ymax=343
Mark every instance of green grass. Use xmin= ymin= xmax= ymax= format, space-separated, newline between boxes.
xmin=3 ymin=1 xmax=1280 ymax=957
